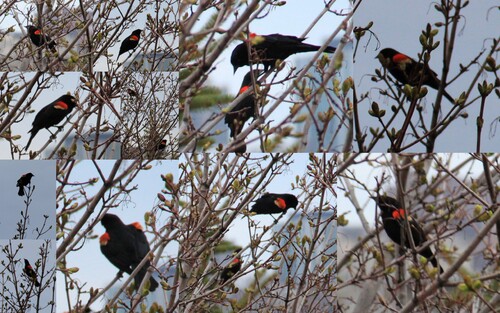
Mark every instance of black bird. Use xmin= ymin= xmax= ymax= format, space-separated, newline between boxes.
xmin=23 ymin=259 xmax=40 ymax=287
xmin=376 ymin=48 xmax=454 ymax=103
xmin=100 ymin=214 xmax=159 ymax=291
xmin=373 ymin=195 xmax=444 ymax=273
xmin=224 ymin=70 xmax=263 ymax=153
xmin=220 ymin=249 xmax=243 ymax=284
xmin=27 ymin=25 xmax=57 ymax=53
xmin=250 ymin=193 xmax=298 ymax=215
xmin=157 ymin=139 xmax=167 ymax=151
xmin=17 ymin=173 xmax=34 ymax=196
xmin=117 ymin=29 xmax=142 ymax=60
xmin=25 ymin=94 xmax=77 ymax=150
xmin=231 ymin=33 xmax=336 ymax=73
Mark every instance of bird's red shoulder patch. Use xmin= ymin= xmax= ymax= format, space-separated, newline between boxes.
xmin=130 ymin=35 xmax=139 ymax=41
xmin=392 ymin=53 xmax=411 ymax=64
xmin=231 ymin=257 xmax=241 ymax=265
xmin=274 ymin=197 xmax=287 ymax=210
xmin=34 ymin=29 xmax=42 ymax=35
xmin=53 ymin=101 xmax=69 ymax=110
xmin=391 ymin=208 xmax=406 ymax=219
xmin=99 ymin=233 xmax=110 ymax=245
xmin=239 ymin=86 xmax=250 ymax=95
xmin=130 ymin=222 xmax=143 ymax=231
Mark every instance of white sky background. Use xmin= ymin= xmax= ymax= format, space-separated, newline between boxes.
xmin=0 ymin=160 xmax=55 ymax=239
xmin=0 ymin=1 xmax=177 ymax=72
xmin=1 ymin=72 xmax=82 ymax=158
xmin=2 ymin=71 xmax=178 ymax=160
xmin=354 ymin=0 xmax=500 ymax=152
xmin=93 ymin=1 xmax=178 ymax=71
xmin=0 ymin=239 xmax=55 ymax=313
xmin=338 ymin=153 xmax=490 ymax=228
xmin=180 ymin=153 xmax=337 ymax=286
xmin=197 ymin=0 xmax=351 ymax=151
xmin=122 ymin=71 xmax=179 ymax=141
xmin=56 ymin=160 xmax=177 ymax=313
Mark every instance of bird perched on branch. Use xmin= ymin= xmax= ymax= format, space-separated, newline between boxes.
xmin=25 ymin=94 xmax=77 ymax=150
xmin=224 ymin=70 xmax=263 ymax=153
xmin=27 ymin=25 xmax=56 ymax=53
xmin=376 ymin=48 xmax=454 ymax=103
xmin=220 ymin=249 xmax=243 ymax=284
xmin=250 ymin=193 xmax=298 ymax=215
xmin=100 ymin=214 xmax=159 ymax=291
xmin=17 ymin=173 xmax=34 ymax=196
xmin=23 ymin=259 xmax=40 ymax=287
xmin=231 ymin=33 xmax=336 ymax=73
xmin=117 ymin=29 xmax=142 ymax=60
xmin=373 ymin=195 xmax=444 ymax=273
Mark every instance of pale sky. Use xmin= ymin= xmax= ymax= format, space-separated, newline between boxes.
xmin=354 ymin=0 xmax=499 ymax=152
xmin=190 ymin=0 xmax=352 ymax=152
xmin=0 ymin=160 xmax=55 ymax=239
xmin=56 ymin=160 xmax=177 ymax=312
xmin=0 ymin=239 xmax=55 ymax=313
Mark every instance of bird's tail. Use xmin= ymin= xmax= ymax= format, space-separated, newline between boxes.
xmin=232 ymin=141 xmax=246 ymax=153
xmin=134 ymin=265 xmax=159 ymax=292
xmin=422 ymin=248 xmax=444 ymax=274
xmin=428 ymin=255 xmax=444 ymax=274
xmin=25 ymin=129 xmax=37 ymax=150
xmin=18 ymin=186 xmax=25 ymax=196
xmin=294 ymin=43 xmax=336 ymax=54
xmin=48 ymin=42 xmax=56 ymax=53
xmin=325 ymin=46 xmax=336 ymax=53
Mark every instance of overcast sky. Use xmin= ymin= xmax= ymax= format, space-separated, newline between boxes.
xmin=192 ymin=0 xmax=351 ymax=152
xmin=0 ymin=239 xmax=55 ymax=313
xmin=0 ymin=160 xmax=55 ymax=239
xmin=180 ymin=153 xmax=336 ymax=288
xmin=1 ymin=72 xmax=82 ymax=158
xmin=354 ymin=0 xmax=499 ymax=152
xmin=338 ymin=153 xmax=489 ymax=228
xmin=56 ymin=160 xmax=177 ymax=313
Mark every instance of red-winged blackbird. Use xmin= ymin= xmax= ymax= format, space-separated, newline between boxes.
xmin=377 ymin=48 xmax=454 ymax=103
xmin=117 ymin=29 xmax=142 ymax=60
xmin=373 ymin=195 xmax=444 ymax=273
xmin=250 ymin=193 xmax=298 ymax=215
xmin=100 ymin=214 xmax=159 ymax=291
xmin=157 ymin=139 xmax=167 ymax=151
xmin=25 ymin=94 xmax=77 ymax=150
xmin=23 ymin=259 xmax=40 ymax=287
xmin=224 ymin=70 xmax=263 ymax=153
xmin=27 ymin=25 xmax=56 ymax=53
xmin=17 ymin=173 xmax=34 ymax=196
xmin=231 ymin=33 xmax=336 ymax=73
xmin=220 ymin=248 xmax=243 ymax=284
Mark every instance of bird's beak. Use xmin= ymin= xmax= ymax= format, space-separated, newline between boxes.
xmin=233 ymin=66 xmax=237 ymax=74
